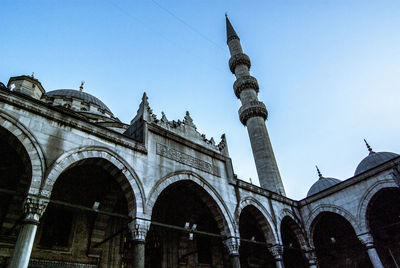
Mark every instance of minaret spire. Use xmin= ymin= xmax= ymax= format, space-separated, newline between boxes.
xmin=226 ymin=16 xmax=286 ymax=195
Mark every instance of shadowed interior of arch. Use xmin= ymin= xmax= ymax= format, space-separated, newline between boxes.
xmin=280 ymin=216 xmax=308 ymax=268
xmin=239 ymin=205 xmax=275 ymax=268
xmin=146 ymin=180 xmax=231 ymax=267
xmin=0 ymin=126 xmax=32 ymax=237
xmin=367 ymin=187 xmax=400 ymax=267
xmin=34 ymin=158 xmax=136 ymax=267
xmin=312 ymin=212 xmax=372 ymax=268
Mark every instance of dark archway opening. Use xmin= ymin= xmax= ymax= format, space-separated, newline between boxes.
xmin=313 ymin=212 xmax=372 ymax=268
xmin=34 ymin=159 xmax=131 ymax=267
xmin=146 ymin=181 xmax=230 ymax=268
xmin=280 ymin=217 xmax=308 ymax=268
xmin=0 ymin=127 xmax=32 ymax=266
xmin=239 ymin=206 xmax=275 ymax=268
xmin=367 ymin=188 xmax=400 ymax=268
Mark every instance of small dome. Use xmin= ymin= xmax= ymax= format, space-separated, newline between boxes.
xmin=354 ymin=151 xmax=398 ymax=176
xmin=307 ymin=177 xmax=341 ymax=197
xmin=44 ymin=89 xmax=112 ymax=114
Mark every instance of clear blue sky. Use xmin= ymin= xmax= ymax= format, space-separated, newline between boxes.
xmin=1 ymin=0 xmax=400 ymax=200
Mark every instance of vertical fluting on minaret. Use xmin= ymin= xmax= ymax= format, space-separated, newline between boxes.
xmin=226 ymin=15 xmax=286 ymax=195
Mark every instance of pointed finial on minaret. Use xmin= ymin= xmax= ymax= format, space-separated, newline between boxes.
xmin=226 ymin=14 xmax=239 ymax=43
xmin=364 ymin=139 xmax=374 ymax=154
xmin=142 ymin=92 xmax=149 ymax=105
xmin=316 ymin=165 xmax=323 ymax=179
xmin=79 ymin=81 xmax=85 ymax=92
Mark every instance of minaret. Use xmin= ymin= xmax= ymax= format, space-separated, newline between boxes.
xmin=226 ymin=15 xmax=285 ymax=195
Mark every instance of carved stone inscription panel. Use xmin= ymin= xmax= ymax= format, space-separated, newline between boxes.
xmin=156 ymin=143 xmax=221 ymax=177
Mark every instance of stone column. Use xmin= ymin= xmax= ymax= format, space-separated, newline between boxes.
xmin=305 ymin=248 xmax=318 ymax=268
xmin=224 ymin=237 xmax=241 ymax=268
xmin=129 ymin=218 xmax=150 ymax=268
xmin=9 ymin=196 xmax=47 ymax=268
xmin=358 ymin=233 xmax=384 ymax=268
xmin=270 ymin=244 xmax=285 ymax=268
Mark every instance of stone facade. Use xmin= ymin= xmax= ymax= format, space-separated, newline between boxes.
xmin=0 ymin=17 xmax=398 ymax=268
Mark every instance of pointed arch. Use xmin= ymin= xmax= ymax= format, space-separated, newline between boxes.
xmin=278 ymin=209 xmax=308 ymax=250
xmin=0 ymin=112 xmax=45 ymax=195
xmin=41 ymin=146 xmax=145 ymax=217
xmin=235 ymin=196 xmax=279 ymax=244
xmin=357 ymin=178 xmax=398 ymax=232
xmin=147 ymin=170 xmax=236 ymax=238
xmin=305 ymin=204 xmax=359 ymax=247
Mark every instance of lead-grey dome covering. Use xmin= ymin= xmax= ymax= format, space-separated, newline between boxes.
xmin=44 ymin=89 xmax=112 ymax=114
xmin=307 ymin=177 xmax=341 ymax=197
xmin=355 ymin=151 xmax=398 ymax=176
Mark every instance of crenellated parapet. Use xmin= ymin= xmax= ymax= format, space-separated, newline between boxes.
xmin=238 ymin=100 xmax=268 ymax=125
xmin=127 ymin=93 xmax=228 ymax=155
xmin=150 ymin=111 xmax=227 ymax=153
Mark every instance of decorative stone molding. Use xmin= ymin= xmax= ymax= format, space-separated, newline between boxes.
xmin=224 ymin=237 xmax=240 ymax=255
xmin=227 ymin=34 xmax=239 ymax=43
xmin=233 ymin=75 xmax=259 ymax=99
xmin=358 ymin=233 xmax=375 ymax=249
xmin=238 ymin=100 xmax=268 ymax=125
xmin=150 ymin=110 xmax=225 ymax=153
xmin=23 ymin=196 xmax=48 ymax=224
xmin=229 ymin=53 xmax=251 ymax=74
xmin=129 ymin=218 xmax=150 ymax=241
xmin=269 ymin=244 xmax=284 ymax=261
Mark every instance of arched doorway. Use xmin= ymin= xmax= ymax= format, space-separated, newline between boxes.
xmin=239 ymin=205 xmax=275 ymax=268
xmin=33 ymin=158 xmax=134 ymax=267
xmin=0 ymin=127 xmax=33 ymax=265
xmin=146 ymin=180 xmax=231 ymax=268
xmin=367 ymin=187 xmax=400 ymax=267
xmin=280 ymin=216 xmax=308 ymax=268
xmin=312 ymin=212 xmax=372 ymax=268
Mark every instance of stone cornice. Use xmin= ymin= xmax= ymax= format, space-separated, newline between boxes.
xmin=0 ymin=89 xmax=147 ymax=154
xmin=233 ymin=179 xmax=297 ymax=206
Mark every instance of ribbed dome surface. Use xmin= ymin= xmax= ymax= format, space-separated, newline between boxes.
xmin=307 ymin=177 xmax=341 ymax=197
xmin=354 ymin=152 xmax=398 ymax=176
xmin=44 ymin=89 xmax=112 ymax=114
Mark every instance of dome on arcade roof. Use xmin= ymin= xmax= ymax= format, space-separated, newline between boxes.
xmin=354 ymin=140 xmax=398 ymax=176
xmin=307 ymin=166 xmax=341 ymax=197
xmin=44 ymin=89 xmax=112 ymax=114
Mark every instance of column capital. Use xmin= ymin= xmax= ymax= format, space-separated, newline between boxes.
xmin=358 ymin=232 xmax=375 ymax=249
xmin=269 ymin=244 xmax=284 ymax=261
xmin=305 ymin=247 xmax=318 ymax=266
xmin=223 ymin=236 xmax=240 ymax=256
xmin=23 ymin=196 xmax=48 ymax=224
xmin=129 ymin=218 xmax=150 ymax=242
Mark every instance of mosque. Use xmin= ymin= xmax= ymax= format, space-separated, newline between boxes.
xmin=0 ymin=16 xmax=399 ymax=268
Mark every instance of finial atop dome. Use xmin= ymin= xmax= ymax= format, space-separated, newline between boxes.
xmin=364 ymin=139 xmax=374 ymax=155
xmin=31 ymin=72 xmax=34 ymax=79
xmin=316 ymin=165 xmax=323 ymax=179
xmin=79 ymin=81 xmax=85 ymax=92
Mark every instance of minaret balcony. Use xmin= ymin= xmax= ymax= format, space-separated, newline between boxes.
xmin=238 ymin=100 xmax=268 ymax=125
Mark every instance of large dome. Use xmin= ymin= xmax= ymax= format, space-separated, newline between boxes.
xmin=44 ymin=89 xmax=112 ymax=114
xmin=354 ymin=151 xmax=399 ymax=176
xmin=307 ymin=176 xmax=341 ymax=197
